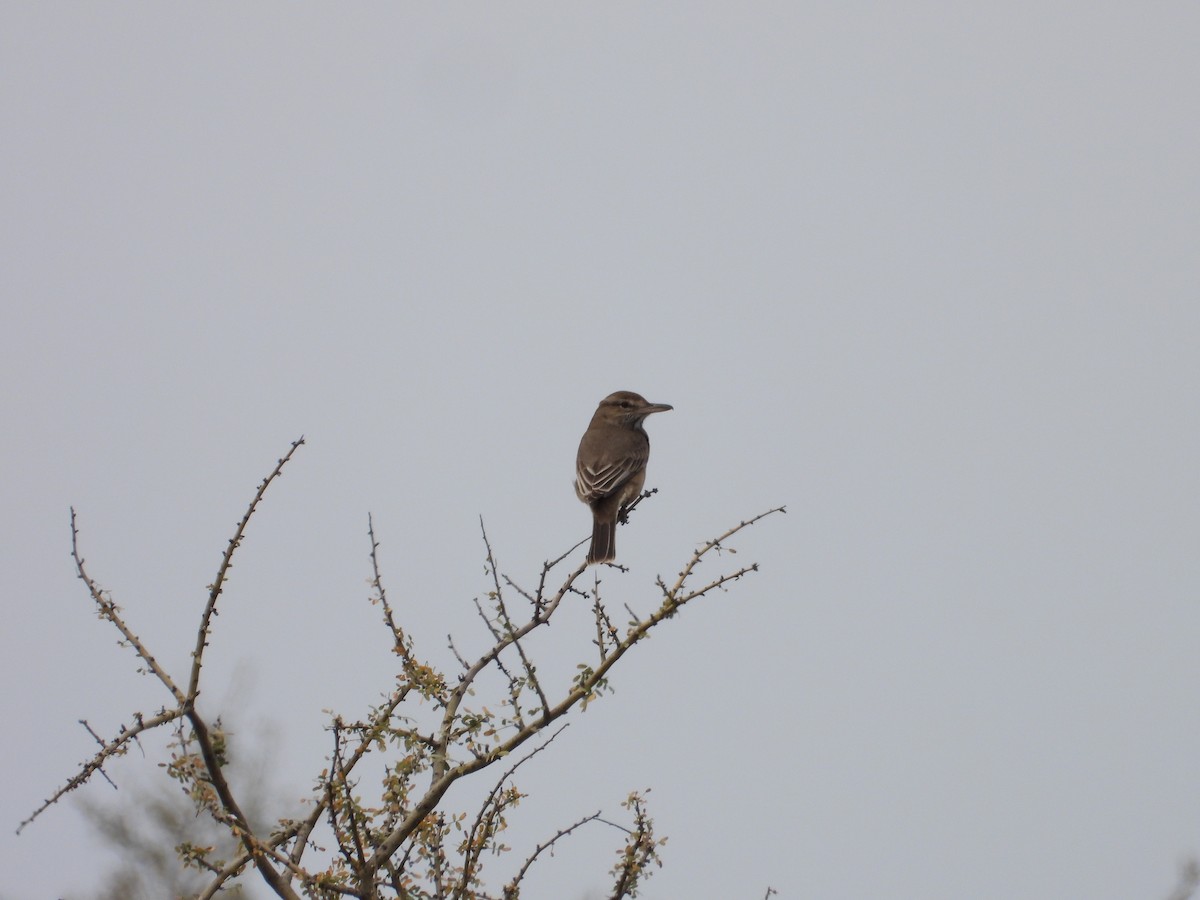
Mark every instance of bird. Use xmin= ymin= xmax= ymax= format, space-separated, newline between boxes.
xmin=575 ymin=390 xmax=673 ymax=565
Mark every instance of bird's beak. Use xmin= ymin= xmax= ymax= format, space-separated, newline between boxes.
xmin=643 ymin=402 xmax=673 ymax=415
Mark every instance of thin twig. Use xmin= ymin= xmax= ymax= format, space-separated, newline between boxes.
xmin=17 ymin=707 xmax=183 ymax=833
xmin=503 ymin=809 xmax=605 ymax=898
xmin=368 ymin=513 xmax=409 ymax=657
xmin=187 ymin=437 xmax=305 ymax=703
xmin=70 ymin=509 xmax=186 ymax=704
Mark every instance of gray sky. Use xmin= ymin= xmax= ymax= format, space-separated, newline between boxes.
xmin=3 ymin=4 xmax=1199 ymax=898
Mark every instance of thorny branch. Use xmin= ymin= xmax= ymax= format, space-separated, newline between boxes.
xmin=68 ymin=508 xmax=186 ymax=703
xmin=501 ymin=809 xmax=604 ymax=899
xmin=188 ymin=437 xmax=306 ymax=704
xmin=23 ymin=439 xmax=783 ymax=899
xmin=17 ymin=707 xmax=182 ymax=834
xmin=23 ymin=439 xmax=308 ymax=900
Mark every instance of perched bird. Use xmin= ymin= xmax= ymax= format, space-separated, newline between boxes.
xmin=575 ymin=390 xmax=673 ymax=565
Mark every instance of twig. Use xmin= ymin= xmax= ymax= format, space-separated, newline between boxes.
xmin=368 ymin=513 xmax=409 ymax=657
xmin=503 ymin=810 xmax=605 ymax=898
xmin=17 ymin=707 xmax=182 ymax=833
xmin=70 ymin=509 xmax=185 ymax=704
xmin=618 ymin=488 xmax=657 ymax=525
xmin=78 ymin=720 xmax=119 ymax=789
xmin=187 ymin=437 xmax=305 ymax=703
xmin=482 ymin=533 xmax=549 ymax=718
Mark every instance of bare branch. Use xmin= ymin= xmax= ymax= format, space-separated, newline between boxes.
xmin=69 ymin=509 xmax=186 ymax=704
xmin=187 ymin=436 xmax=305 ymax=704
xmin=503 ymin=810 xmax=605 ymax=898
xmin=78 ymin=720 xmax=120 ymax=789
xmin=664 ymin=506 xmax=786 ymax=605
xmin=17 ymin=707 xmax=183 ymax=834
xmin=483 ymin=535 xmax=549 ymax=719
xmin=368 ymin=513 xmax=408 ymax=656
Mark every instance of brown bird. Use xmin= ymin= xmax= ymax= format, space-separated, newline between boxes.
xmin=575 ymin=390 xmax=673 ymax=565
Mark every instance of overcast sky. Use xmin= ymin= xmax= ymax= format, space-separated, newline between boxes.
xmin=3 ymin=4 xmax=1199 ymax=898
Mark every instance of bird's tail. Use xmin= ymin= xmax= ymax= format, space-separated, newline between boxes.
xmin=588 ymin=517 xmax=617 ymax=565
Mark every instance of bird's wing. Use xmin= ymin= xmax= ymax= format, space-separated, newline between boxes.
xmin=575 ymin=447 xmax=648 ymax=503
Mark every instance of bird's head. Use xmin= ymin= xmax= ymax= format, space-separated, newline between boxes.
xmin=595 ymin=391 xmax=673 ymax=427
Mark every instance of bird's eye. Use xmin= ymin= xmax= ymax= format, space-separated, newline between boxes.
xmin=620 ymin=401 xmax=632 ymax=408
